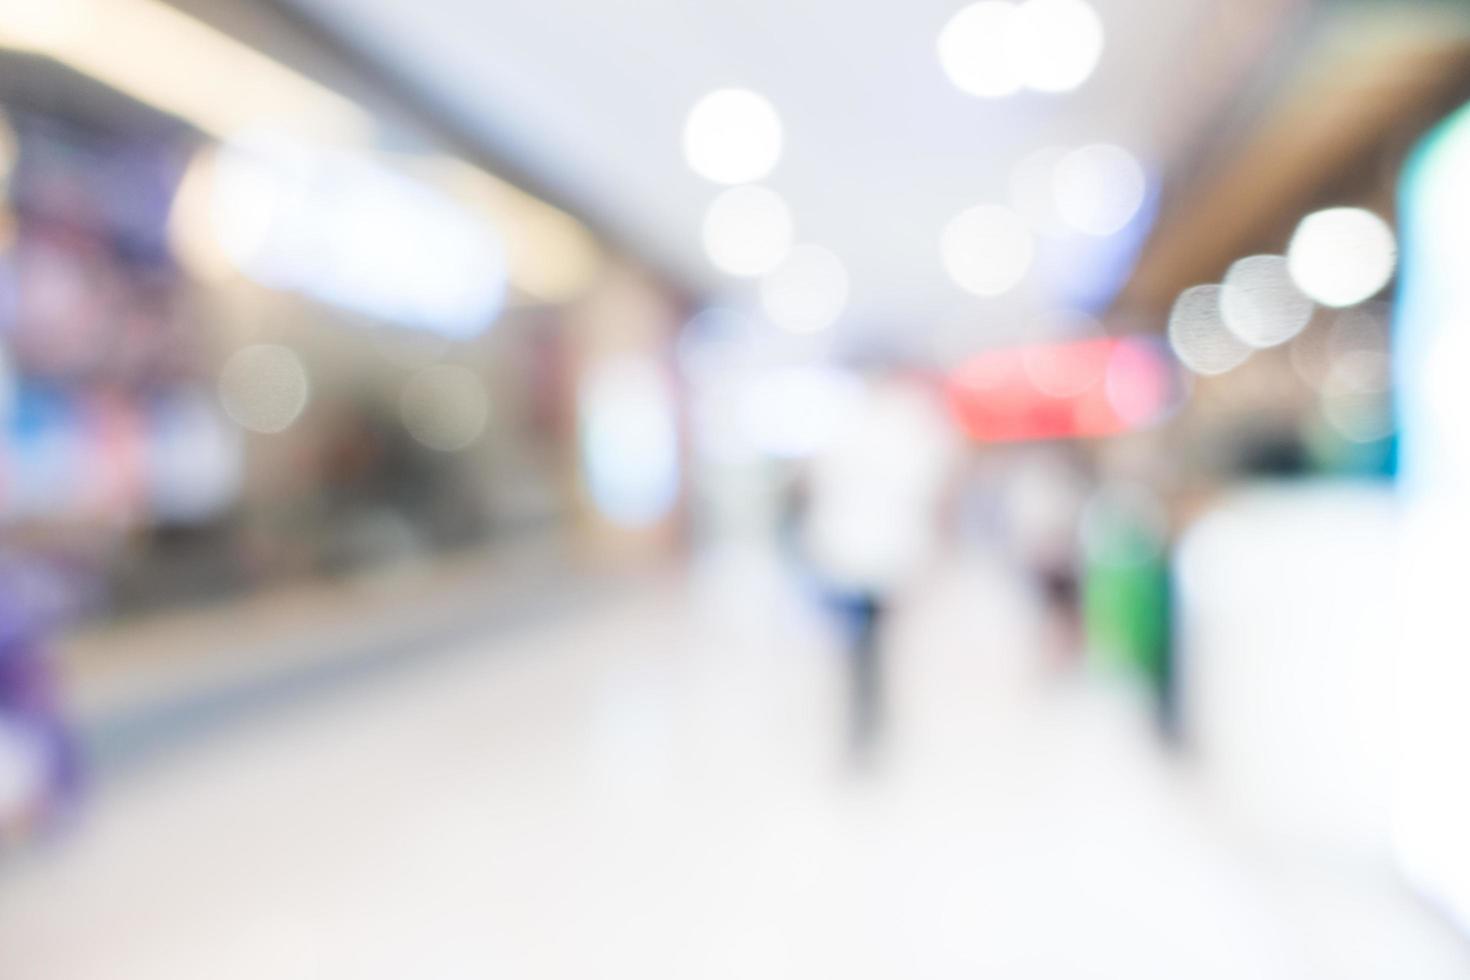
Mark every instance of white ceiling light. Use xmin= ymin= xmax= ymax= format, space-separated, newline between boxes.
xmin=683 ymin=88 xmax=783 ymax=185
xmin=937 ymin=2 xmax=1024 ymax=98
xmin=1168 ymin=285 xmax=1251 ymax=376
xmin=1053 ymin=143 xmax=1146 ymax=236
xmin=940 ymin=204 xmax=1034 ymax=296
xmin=702 ymin=185 xmax=794 ymax=277
xmin=1010 ymin=0 xmax=1104 ymax=94
xmin=939 ymin=0 xmax=1102 ymax=98
xmin=1286 ymin=207 xmax=1397 ymax=308
xmin=1220 ymin=254 xmax=1314 ymax=348
xmin=760 ymin=244 xmax=849 ymax=333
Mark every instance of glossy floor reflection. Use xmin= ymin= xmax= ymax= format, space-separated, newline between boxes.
xmin=1 ymin=546 xmax=1464 ymax=978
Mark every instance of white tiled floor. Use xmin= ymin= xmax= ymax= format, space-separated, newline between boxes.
xmin=1 ymin=545 xmax=1466 ymax=978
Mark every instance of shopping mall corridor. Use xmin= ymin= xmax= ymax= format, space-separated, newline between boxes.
xmin=1 ymin=547 xmax=1465 ymax=979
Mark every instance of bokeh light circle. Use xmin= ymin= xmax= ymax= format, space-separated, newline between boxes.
xmin=400 ymin=364 xmax=490 ymax=451
xmin=1168 ymin=285 xmax=1251 ymax=376
xmin=1286 ymin=207 xmax=1396 ymax=308
xmin=1011 ymin=0 xmax=1104 ymax=94
xmin=1053 ymin=143 xmax=1146 ymax=237
xmin=937 ymin=2 xmax=1024 ymax=98
xmin=702 ymin=186 xmax=794 ymax=277
xmin=940 ymin=204 xmax=1034 ymax=297
xmin=683 ymin=88 xmax=783 ymax=185
xmin=760 ymin=244 xmax=849 ymax=333
xmin=218 ymin=344 xmax=310 ymax=434
xmin=1220 ymin=254 xmax=1315 ymax=348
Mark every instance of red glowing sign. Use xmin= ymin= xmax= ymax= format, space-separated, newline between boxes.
xmin=945 ymin=336 xmax=1177 ymax=442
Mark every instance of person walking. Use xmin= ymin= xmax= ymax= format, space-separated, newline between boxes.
xmin=798 ymin=373 xmax=957 ymax=765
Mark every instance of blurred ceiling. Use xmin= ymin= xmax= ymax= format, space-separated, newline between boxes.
xmin=280 ymin=0 xmax=1304 ymax=348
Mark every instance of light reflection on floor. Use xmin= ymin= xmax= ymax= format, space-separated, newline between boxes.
xmin=0 ymin=545 xmax=1465 ymax=978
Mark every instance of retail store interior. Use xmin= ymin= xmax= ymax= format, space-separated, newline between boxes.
xmin=3 ymin=0 xmax=1470 ymax=976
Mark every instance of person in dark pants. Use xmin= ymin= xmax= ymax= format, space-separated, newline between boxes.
xmin=832 ymin=591 xmax=886 ymax=763
xmin=796 ymin=375 xmax=958 ymax=771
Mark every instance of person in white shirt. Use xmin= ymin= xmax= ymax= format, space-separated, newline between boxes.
xmin=798 ymin=374 xmax=959 ymax=763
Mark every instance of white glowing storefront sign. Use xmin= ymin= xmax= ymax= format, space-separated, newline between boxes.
xmin=208 ymin=134 xmax=507 ymax=339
